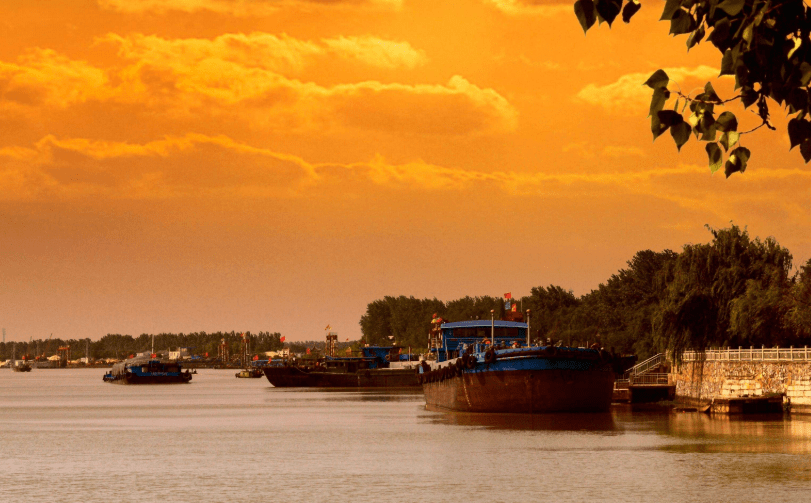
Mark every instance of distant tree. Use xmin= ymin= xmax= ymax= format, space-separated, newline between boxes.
xmin=576 ymin=0 xmax=811 ymax=174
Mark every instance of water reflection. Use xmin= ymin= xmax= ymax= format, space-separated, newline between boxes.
xmin=424 ymin=409 xmax=618 ymax=432
xmin=264 ymin=386 xmax=425 ymax=402
xmin=660 ymin=412 xmax=811 ymax=454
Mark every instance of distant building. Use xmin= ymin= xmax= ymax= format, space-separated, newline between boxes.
xmin=169 ymin=347 xmax=192 ymax=360
xmin=265 ymin=349 xmax=289 ymax=358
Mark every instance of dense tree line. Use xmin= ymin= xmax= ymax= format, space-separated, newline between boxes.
xmin=0 ymin=331 xmax=284 ymax=361
xmin=359 ymin=225 xmax=811 ymax=360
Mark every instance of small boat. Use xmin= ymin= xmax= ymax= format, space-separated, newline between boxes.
xmin=419 ymin=318 xmax=615 ymax=413
xmin=235 ymin=368 xmax=263 ymax=378
xmin=103 ymin=357 xmax=193 ymax=384
xmin=11 ymin=361 xmax=32 ymax=372
xmin=10 ymin=345 xmax=32 ymax=372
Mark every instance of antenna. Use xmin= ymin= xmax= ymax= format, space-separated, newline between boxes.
xmin=2 ymin=328 xmax=5 ymax=343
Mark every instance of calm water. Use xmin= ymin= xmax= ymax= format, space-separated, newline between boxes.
xmin=2 ymin=369 xmax=811 ymax=502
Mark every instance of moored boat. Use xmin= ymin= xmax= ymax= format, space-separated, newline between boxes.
xmin=419 ymin=317 xmax=615 ymax=413
xmin=11 ymin=361 xmax=32 ymax=372
xmin=263 ymin=337 xmax=419 ymax=388
xmin=235 ymin=368 xmax=263 ymax=378
xmin=103 ymin=357 xmax=193 ymax=384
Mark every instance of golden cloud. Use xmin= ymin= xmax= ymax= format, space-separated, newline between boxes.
xmin=575 ymin=66 xmax=722 ymax=115
xmin=485 ymin=0 xmax=571 ymax=16
xmin=97 ymin=0 xmax=402 ymax=15
xmin=0 ymin=134 xmax=320 ymax=201
xmin=3 ymin=133 xmax=811 ymax=232
xmin=321 ymin=36 xmax=428 ymax=69
xmin=0 ymin=49 xmax=109 ymax=108
xmin=2 ymin=34 xmax=511 ymax=136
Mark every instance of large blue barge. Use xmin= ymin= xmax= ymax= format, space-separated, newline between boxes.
xmin=103 ymin=357 xmax=193 ymax=384
xmin=419 ymin=317 xmax=615 ymax=412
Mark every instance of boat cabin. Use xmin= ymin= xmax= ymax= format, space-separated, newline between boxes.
xmin=432 ymin=320 xmax=528 ymax=362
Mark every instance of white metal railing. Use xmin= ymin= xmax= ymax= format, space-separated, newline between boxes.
xmin=682 ymin=346 xmax=811 ymax=362
xmin=628 ymin=373 xmax=671 ymax=386
xmin=623 ymin=353 xmax=665 ymax=379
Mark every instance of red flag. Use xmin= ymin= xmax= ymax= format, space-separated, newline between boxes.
xmin=504 ymin=292 xmax=512 ymax=299
xmin=306 ymin=348 xmax=311 ymax=355
xmin=151 ymin=353 xmax=157 ymax=358
xmin=280 ymin=336 xmax=285 ymax=342
xmin=252 ymin=355 xmax=259 ymax=361
xmin=345 ymin=338 xmax=349 ymax=342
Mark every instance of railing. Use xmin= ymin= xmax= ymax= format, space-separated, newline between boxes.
xmin=614 ymin=373 xmax=671 ymax=388
xmin=629 ymin=373 xmax=671 ymax=386
xmin=623 ymin=353 xmax=665 ymax=379
xmin=682 ymin=347 xmax=811 ymax=362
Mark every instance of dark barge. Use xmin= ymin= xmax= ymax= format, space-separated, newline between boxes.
xmin=419 ymin=317 xmax=615 ymax=413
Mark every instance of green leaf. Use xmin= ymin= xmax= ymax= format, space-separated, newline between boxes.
xmin=700 ymin=123 xmax=718 ymax=141
xmin=660 ymin=0 xmax=681 ymax=20
xmin=725 ymin=146 xmax=750 ymax=177
xmin=649 ymin=87 xmax=670 ymax=116
xmin=657 ymin=109 xmax=683 ymax=127
xmin=720 ymin=48 xmax=735 ymax=76
xmin=801 ymin=139 xmax=811 ymax=163
xmin=788 ymin=117 xmax=811 ymax=150
xmin=704 ymin=82 xmax=721 ymax=103
xmin=706 ymin=143 xmax=723 ymax=173
xmin=715 ymin=111 xmax=738 ymax=132
xmin=789 ymin=88 xmax=809 ymax=114
xmin=709 ymin=17 xmax=731 ymax=50
xmin=742 ymin=22 xmax=754 ymax=47
xmin=574 ymin=0 xmax=597 ymax=34
xmin=651 ymin=114 xmax=668 ymax=141
xmin=719 ymin=131 xmax=740 ymax=151
xmin=718 ymin=0 xmax=745 ymax=16
xmin=800 ymin=62 xmax=811 ymax=87
xmin=741 ymin=87 xmax=758 ymax=108
xmin=671 ymin=121 xmax=691 ymax=151
xmin=622 ymin=0 xmax=641 ymax=23
xmin=670 ymin=10 xmax=696 ymax=35
xmin=595 ymin=0 xmax=622 ymax=27
xmin=687 ymin=25 xmax=705 ymax=50
xmin=644 ymin=69 xmax=670 ymax=90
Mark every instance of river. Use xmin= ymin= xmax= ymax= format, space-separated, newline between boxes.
xmin=1 ymin=368 xmax=810 ymax=502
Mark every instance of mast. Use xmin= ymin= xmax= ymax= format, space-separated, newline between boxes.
xmin=490 ymin=310 xmax=494 ymax=345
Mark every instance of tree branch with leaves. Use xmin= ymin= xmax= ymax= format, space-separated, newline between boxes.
xmin=575 ymin=0 xmax=811 ymax=176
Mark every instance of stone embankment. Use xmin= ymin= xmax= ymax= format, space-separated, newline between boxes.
xmin=672 ymin=349 xmax=811 ymax=414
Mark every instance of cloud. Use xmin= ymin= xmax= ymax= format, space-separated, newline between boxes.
xmin=97 ymin=0 xmax=403 ymax=15
xmin=105 ymin=32 xmax=325 ymax=74
xmin=321 ymin=36 xmax=428 ymax=69
xmin=0 ymin=134 xmax=320 ymax=201
xmin=4 ymin=133 xmax=811 ymax=232
xmin=106 ymin=32 xmax=427 ymax=73
xmin=575 ymin=66 xmax=722 ymax=115
xmin=0 ymin=34 xmax=511 ymax=136
xmin=485 ymin=0 xmax=571 ymax=16
xmin=0 ymin=49 xmax=110 ymax=108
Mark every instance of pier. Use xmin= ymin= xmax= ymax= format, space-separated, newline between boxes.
xmin=613 ymin=353 xmax=675 ymax=403
xmin=672 ymin=347 xmax=811 ymax=414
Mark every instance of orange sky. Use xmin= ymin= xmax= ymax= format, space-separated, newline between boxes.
xmin=2 ymin=0 xmax=810 ymax=342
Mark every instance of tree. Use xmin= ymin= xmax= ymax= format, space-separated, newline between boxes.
xmin=655 ymin=224 xmax=794 ymax=357
xmin=576 ymin=0 xmax=811 ymax=174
